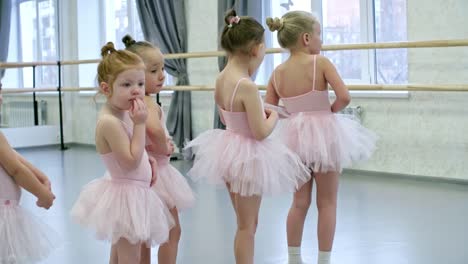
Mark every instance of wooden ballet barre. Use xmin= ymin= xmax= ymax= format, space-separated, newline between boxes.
xmin=1 ymin=84 xmax=468 ymax=94
xmin=164 ymin=39 xmax=468 ymax=59
xmin=346 ymin=84 xmax=468 ymax=92
xmin=1 ymin=39 xmax=468 ymax=68
xmin=1 ymin=88 xmax=59 ymax=94
xmin=0 ymin=87 xmax=97 ymax=94
xmin=0 ymin=61 xmax=58 ymax=69
xmin=320 ymin=39 xmax=468 ymax=51
xmin=61 ymin=87 xmax=97 ymax=92
xmin=61 ymin=59 xmax=100 ymax=65
xmin=163 ymin=84 xmax=468 ymax=92
xmin=0 ymin=84 xmax=467 ymax=93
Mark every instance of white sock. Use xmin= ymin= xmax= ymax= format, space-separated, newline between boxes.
xmin=317 ymin=251 xmax=331 ymax=264
xmin=288 ymin=246 xmax=302 ymax=264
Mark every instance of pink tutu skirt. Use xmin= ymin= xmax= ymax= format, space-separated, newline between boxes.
xmin=0 ymin=200 xmax=61 ymax=264
xmin=280 ymin=112 xmax=377 ymax=172
xmin=70 ymin=177 xmax=175 ymax=246
xmin=149 ymin=154 xmax=195 ymax=211
xmin=184 ymin=129 xmax=311 ymax=196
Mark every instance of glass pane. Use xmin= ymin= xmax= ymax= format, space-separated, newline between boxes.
xmin=37 ymin=0 xmax=58 ymax=87
xmin=79 ymin=63 xmax=99 ymax=88
xmin=16 ymin=0 xmax=58 ymax=88
xmin=19 ymin=1 xmax=36 ymax=87
xmin=375 ymin=0 xmax=408 ymax=83
xmin=131 ymin=0 xmax=144 ymax=41
xmin=114 ymin=0 xmax=129 ymax=49
xmin=3 ymin=3 xmax=20 ymax=88
xmin=322 ymin=0 xmax=363 ymax=81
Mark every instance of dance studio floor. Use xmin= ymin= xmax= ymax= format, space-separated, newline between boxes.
xmin=16 ymin=145 xmax=468 ymax=264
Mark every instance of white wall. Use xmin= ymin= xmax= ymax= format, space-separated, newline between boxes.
xmin=349 ymin=0 xmax=468 ymax=179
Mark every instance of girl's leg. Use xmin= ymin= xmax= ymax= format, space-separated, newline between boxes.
xmin=286 ymin=178 xmax=313 ymax=264
xmin=158 ymin=207 xmax=181 ymax=264
xmin=314 ymin=171 xmax=339 ymax=264
xmin=140 ymin=243 xmax=151 ymax=264
xmin=114 ymin=238 xmax=141 ymax=264
xmin=287 ymin=178 xmax=313 ymax=246
xmin=233 ymin=194 xmax=262 ymax=264
xmin=109 ymin=244 xmax=118 ymax=264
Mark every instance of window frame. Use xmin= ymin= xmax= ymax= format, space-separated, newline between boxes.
xmin=3 ymin=0 xmax=59 ymax=90
xmin=261 ymin=0 xmax=408 ymax=98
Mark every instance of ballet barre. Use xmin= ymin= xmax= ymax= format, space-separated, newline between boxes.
xmin=2 ymin=84 xmax=467 ymax=94
xmin=1 ymin=38 xmax=467 ymax=151
xmin=1 ymin=39 xmax=468 ymax=68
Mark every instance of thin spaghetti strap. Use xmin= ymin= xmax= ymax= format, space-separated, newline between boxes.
xmin=272 ymin=70 xmax=281 ymax=97
xmin=95 ymin=118 xmax=104 ymax=141
xmin=312 ymin=54 xmax=317 ymax=91
xmin=229 ymin=78 xmax=248 ymax=111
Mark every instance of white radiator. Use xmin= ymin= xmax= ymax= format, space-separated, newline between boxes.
xmin=0 ymin=101 xmax=47 ymax=128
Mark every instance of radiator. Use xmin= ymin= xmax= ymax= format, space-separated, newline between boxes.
xmin=0 ymin=100 xmax=48 ymax=127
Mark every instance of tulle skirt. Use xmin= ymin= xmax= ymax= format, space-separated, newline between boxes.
xmin=70 ymin=177 xmax=175 ymax=246
xmin=0 ymin=201 xmax=61 ymax=264
xmin=184 ymin=129 xmax=311 ymax=196
xmin=279 ymin=112 xmax=377 ymax=172
xmin=149 ymin=154 xmax=195 ymax=211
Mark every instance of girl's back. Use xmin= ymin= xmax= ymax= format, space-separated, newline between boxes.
xmin=274 ymin=54 xmax=328 ymax=98
xmin=215 ymin=69 xmax=252 ymax=113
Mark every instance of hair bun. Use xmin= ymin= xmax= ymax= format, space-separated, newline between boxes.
xmin=122 ymin=35 xmax=137 ymax=48
xmin=266 ymin=17 xmax=284 ymax=32
xmin=224 ymin=9 xmax=238 ymax=25
xmin=101 ymin=42 xmax=117 ymax=58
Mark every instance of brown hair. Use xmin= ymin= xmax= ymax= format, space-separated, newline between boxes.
xmin=266 ymin=11 xmax=319 ymax=49
xmin=122 ymin=34 xmax=158 ymax=59
xmin=220 ymin=9 xmax=265 ymax=54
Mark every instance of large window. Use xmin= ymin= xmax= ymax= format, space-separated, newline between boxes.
xmin=104 ymin=0 xmax=174 ymax=89
xmin=261 ymin=0 xmax=408 ymax=85
xmin=2 ymin=0 xmax=58 ymax=89
xmin=104 ymin=0 xmax=144 ymax=49
xmin=322 ymin=0 xmax=366 ymax=82
xmin=76 ymin=0 xmax=174 ymax=91
xmin=374 ymin=0 xmax=407 ymax=83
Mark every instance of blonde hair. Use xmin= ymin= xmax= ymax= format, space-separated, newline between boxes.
xmin=97 ymin=42 xmax=145 ymax=96
xmin=220 ymin=9 xmax=265 ymax=54
xmin=266 ymin=11 xmax=319 ymax=49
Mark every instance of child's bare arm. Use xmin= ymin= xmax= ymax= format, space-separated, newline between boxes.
xmin=15 ymin=151 xmax=51 ymax=190
xmin=0 ymin=132 xmax=54 ymax=209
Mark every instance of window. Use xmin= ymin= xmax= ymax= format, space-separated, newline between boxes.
xmin=78 ymin=0 xmax=174 ymax=93
xmin=104 ymin=0 xmax=144 ymax=49
xmin=261 ymin=0 xmax=408 ymax=86
xmin=2 ymin=0 xmax=58 ymax=89
xmin=322 ymin=0 xmax=366 ymax=82
xmin=105 ymin=0 xmax=175 ymax=88
xmin=374 ymin=0 xmax=407 ymax=83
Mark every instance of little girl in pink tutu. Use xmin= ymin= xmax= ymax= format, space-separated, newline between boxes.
xmin=265 ymin=11 xmax=377 ymax=264
xmin=122 ymin=34 xmax=195 ymax=264
xmin=0 ymin=82 xmax=60 ymax=264
xmin=70 ymin=42 xmax=174 ymax=264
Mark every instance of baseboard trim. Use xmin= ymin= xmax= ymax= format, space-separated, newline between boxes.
xmin=344 ymin=169 xmax=468 ymax=185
